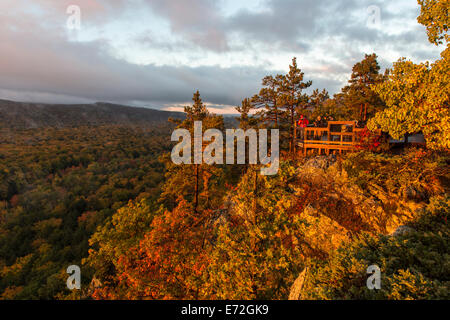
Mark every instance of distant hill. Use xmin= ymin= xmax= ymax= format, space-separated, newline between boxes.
xmin=0 ymin=99 xmax=185 ymax=129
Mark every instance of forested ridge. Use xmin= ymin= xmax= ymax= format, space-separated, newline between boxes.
xmin=0 ymin=0 xmax=448 ymax=300
xmin=0 ymin=100 xmax=185 ymax=129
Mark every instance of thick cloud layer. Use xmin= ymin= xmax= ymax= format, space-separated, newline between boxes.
xmin=0 ymin=0 xmax=443 ymax=112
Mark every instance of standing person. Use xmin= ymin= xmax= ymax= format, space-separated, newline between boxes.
xmin=297 ymin=115 xmax=309 ymax=140
xmin=314 ymin=116 xmax=321 ymax=127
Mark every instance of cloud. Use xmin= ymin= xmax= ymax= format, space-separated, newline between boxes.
xmin=0 ymin=11 xmax=268 ymax=107
xmin=0 ymin=0 xmax=444 ymax=112
xmin=144 ymin=0 xmax=229 ymax=52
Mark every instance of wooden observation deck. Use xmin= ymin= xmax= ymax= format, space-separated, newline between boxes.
xmin=296 ymin=121 xmax=365 ymax=156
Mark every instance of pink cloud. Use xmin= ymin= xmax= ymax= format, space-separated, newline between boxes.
xmin=144 ymin=0 xmax=229 ymax=51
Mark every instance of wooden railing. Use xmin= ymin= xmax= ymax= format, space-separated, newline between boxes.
xmin=297 ymin=121 xmax=365 ymax=155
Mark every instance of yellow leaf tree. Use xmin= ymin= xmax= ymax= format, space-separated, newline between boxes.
xmin=368 ymin=0 xmax=449 ymax=150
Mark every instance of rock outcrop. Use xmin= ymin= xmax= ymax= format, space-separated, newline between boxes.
xmin=391 ymin=225 xmax=416 ymax=237
xmin=288 ymin=268 xmax=308 ymax=300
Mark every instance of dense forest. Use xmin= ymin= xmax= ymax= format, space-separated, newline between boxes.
xmin=0 ymin=0 xmax=448 ymax=300
xmin=0 ymin=126 xmax=174 ymax=298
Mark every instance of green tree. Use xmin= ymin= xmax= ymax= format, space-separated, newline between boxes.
xmin=252 ymin=75 xmax=284 ymax=128
xmin=308 ymin=89 xmax=330 ymax=119
xmin=341 ymin=53 xmax=386 ymax=122
xmin=309 ymin=89 xmax=329 ymax=111
xmin=83 ymin=199 xmax=155 ymax=299
xmin=203 ymin=162 xmax=309 ymax=299
xmin=301 ymin=196 xmax=450 ymax=300
xmin=236 ymin=98 xmax=258 ymax=130
xmin=161 ymin=91 xmax=226 ymax=212
xmin=278 ymin=58 xmax=312 ymax=154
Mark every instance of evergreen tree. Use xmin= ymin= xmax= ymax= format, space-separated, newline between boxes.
xmin=309 ymin=89 xmax=329 ymax=110
xmin=161 ymin=91 xmax=226 ymax=212
xmin=236 ymin=98 xmax=258 ymax=130
xmin=251 ymin=75 xmax=284 ymax=128
xmin=308 ymin=89 xmax=330 ymax=119
xmin=341 ymin=53 xmax=386 ymax=122
xmin=278 ymin=58 xmax=312 ymax=154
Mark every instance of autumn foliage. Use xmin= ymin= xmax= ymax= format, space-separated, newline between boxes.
xmin=93 ymin=198 xmax=213 ymax=300
xmin=355 ymin=127 xmax=384 ymax=152
xmin=1 ymin=0 xmax=449 ymax=300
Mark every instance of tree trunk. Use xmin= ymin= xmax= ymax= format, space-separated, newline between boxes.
xmin=272 ymin=92 xmax=278 ymax=129
xmin=293 ymin=120 xmax=297 ymax=154
xmin=291 ymin=107 xmax=295 ymax=154
xmin=253 ymin=168 xmax=258 ymax=224
xmin=194 ymin=164 xmax=199 ymax=212
xmin=274 ymin=106 xmax=278 ymax=128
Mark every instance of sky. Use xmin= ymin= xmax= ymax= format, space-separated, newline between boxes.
xmin=0 ymin=0 xmax=444 ymax=114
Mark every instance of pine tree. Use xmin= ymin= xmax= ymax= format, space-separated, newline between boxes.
xmin=161 ymin=90 xmax=226 ymax=212
xmin=251 ymin=75 xmax=284 ymax=128
xmin=235 ymin=98 xmax=261 ymax=192
xmin=236 ymin=98 xmax=257 ymax=130
xmin=309 ymin=89 xmax=329 ymax=110
xmin=278 ymin=58 xmax=312 ymax=154
xmin=341 ymin=53 xmax=386 ymax=122
xmin=309 ymin=89 xmax=330 ymax=118
xmin=91 ymin=92 xmax=228 ymax=300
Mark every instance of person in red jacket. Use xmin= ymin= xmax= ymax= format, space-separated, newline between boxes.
xmin=297 ymin=115 xmax=309 ymax=140
xmin=297 ymin=115 xmax=309 ymax=128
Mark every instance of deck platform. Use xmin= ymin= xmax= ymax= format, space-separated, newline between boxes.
xmin=296 ymin=121 xmax=365 ymax=155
